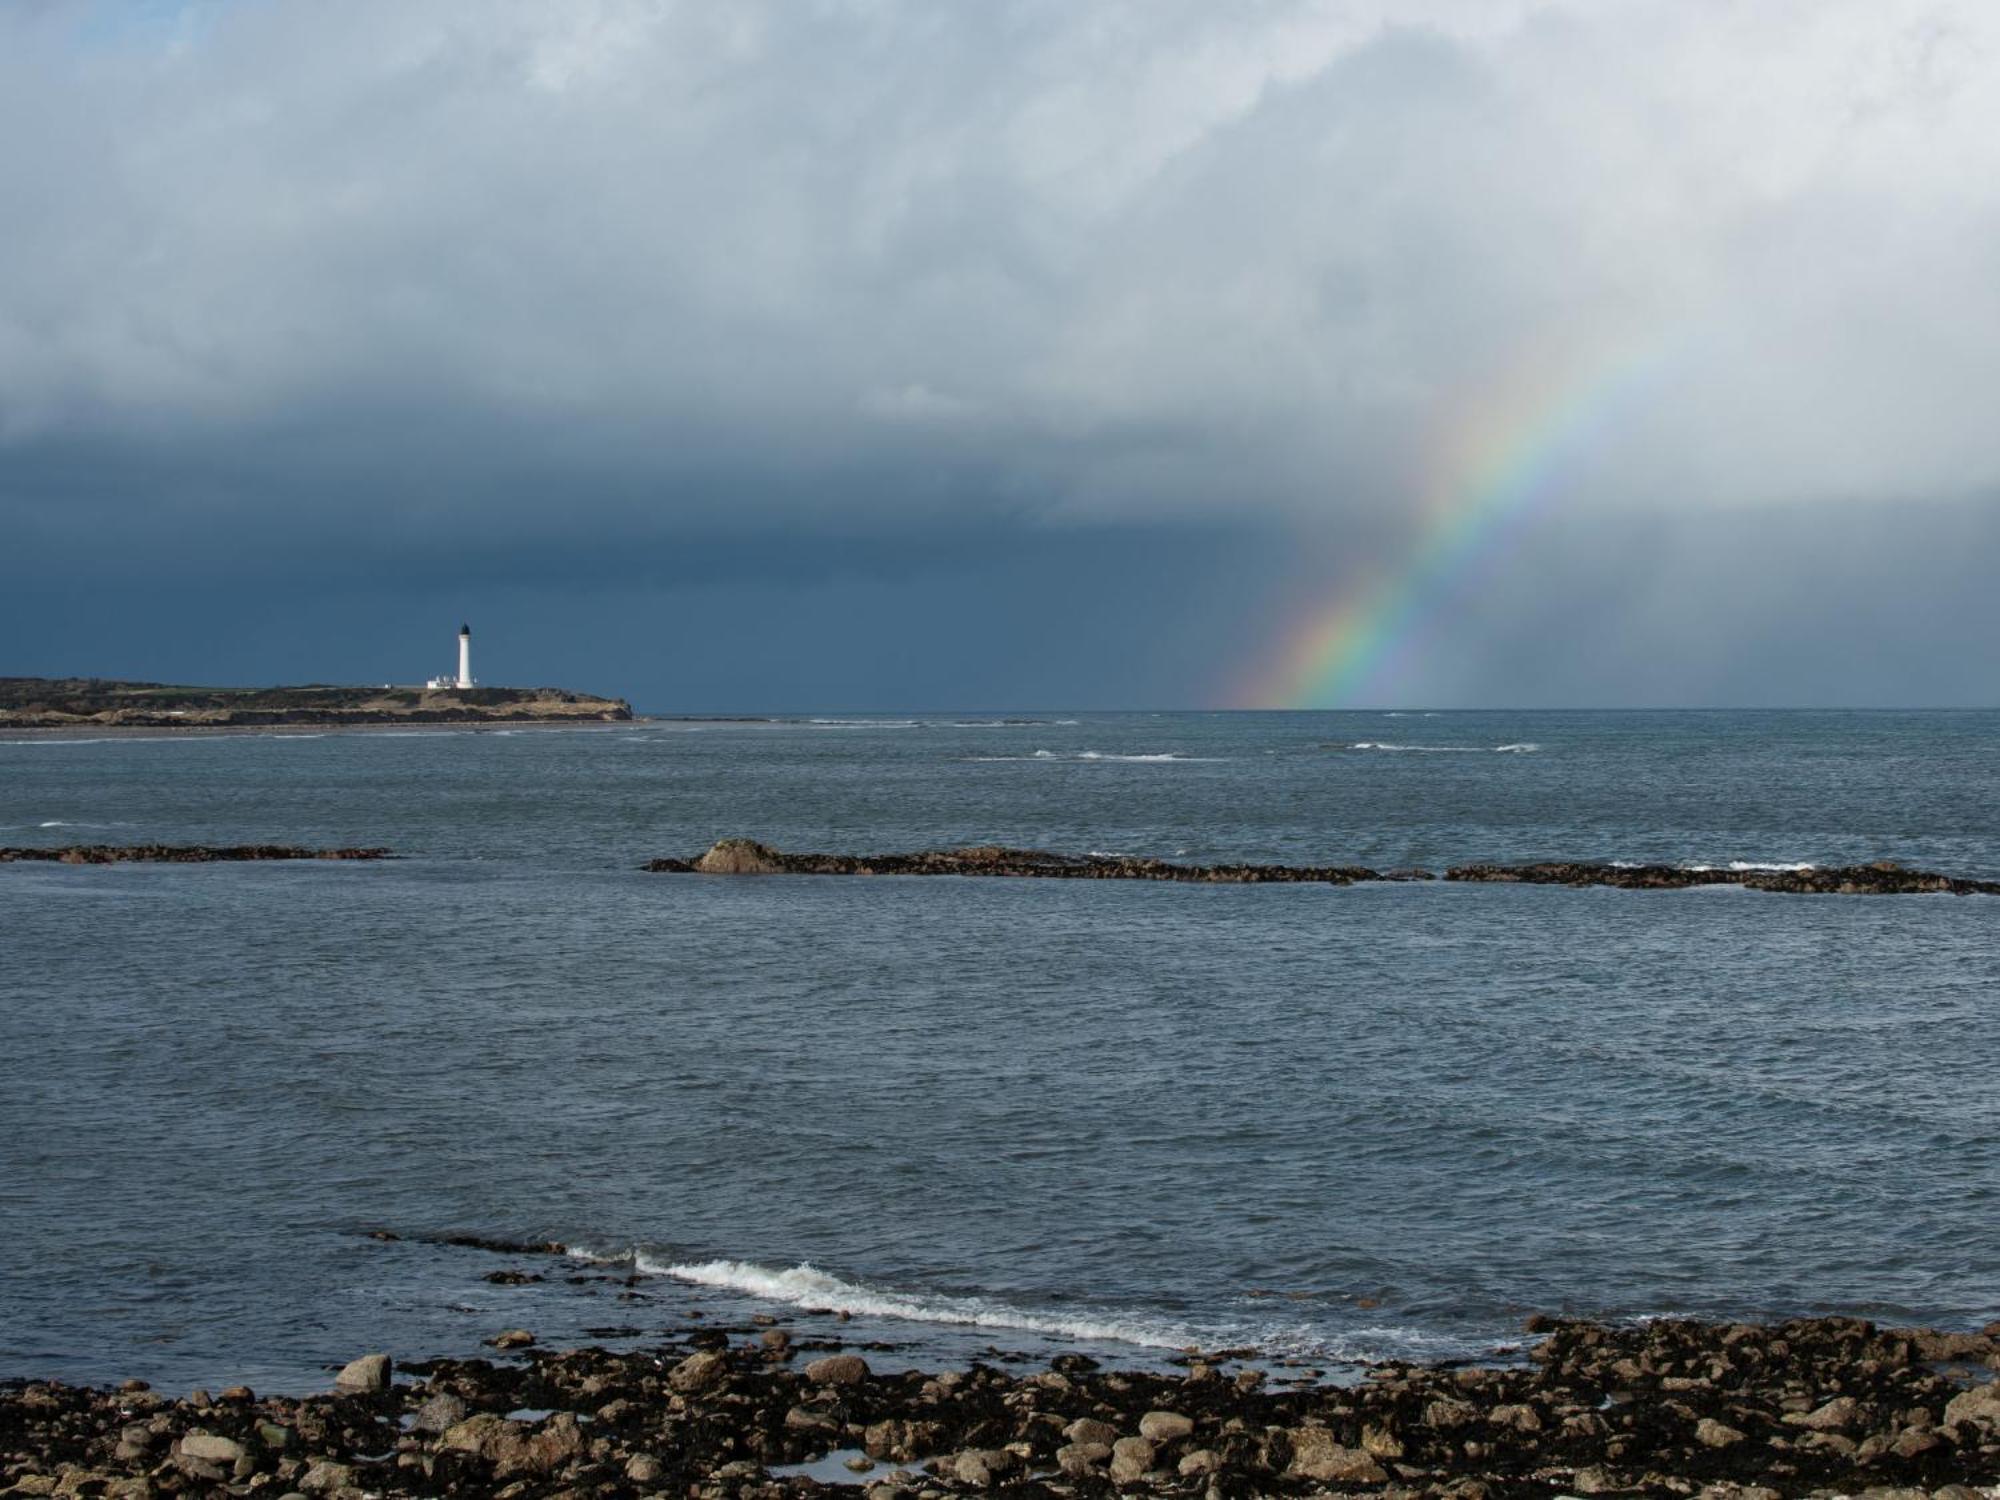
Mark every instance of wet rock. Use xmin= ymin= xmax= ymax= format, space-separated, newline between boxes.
xmin=333 ymin=1353 xmax=391 ymax=1393
xmin=1138 ymin=1409 xmax=1193 ymax=1443
xmin=1786 ymin=1394 xmax=1862 ymax=1430
xmin=626 ymin=1452 xmax=665 ymax=1483
xmin=487 ymin=1328 xmax=536 ymax=1349
xmin=1065 ymin=1417 xmax=1119 ymax=1447
xmin=1288 ymin=1427 xmax=1389 ymax=1484
xmin=299 ymin=1459 xmax=355 ymax=1494
xmin=180 ymin=1430 xmax=248 ymax=1465
xmin=1943 ymin=1379 xmax=2000 ymax=1431
xmin=1177 ymin=1448 xmax=1221 ymax=1476
xmin=803 ymin=1352 xmax=870 ymax=1385
xmin=1109 ymin=1435 xmax=1156 ymax=1482
xmin=1057 ymin=1441 xmax=1111 ymax=1476
xmin=409 ymin=1392 xmax=468 ymax=1434
xmin=668 ymin=1349 xmax=730 ymax=1393
xmin=1360 ymin=1422 xmax=1406 ymax=1459
xmin=1425 ymin=1397 xmax=1478 ymax=1430
xmin=1696 ymin=1418 xmax=1747 ymax=1447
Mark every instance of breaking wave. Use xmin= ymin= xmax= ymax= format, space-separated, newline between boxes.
xmin=1346 ymin=742 xmax=1540 ymax=754
xmin=635 ymin=1257 xmax=1205 ymax=1349
xmin=1697 ymin=860 xmax=1818 ymax=873
xmin=966 ymin=749 xmax=1212 ymax=763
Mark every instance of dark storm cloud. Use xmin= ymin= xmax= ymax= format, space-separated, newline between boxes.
xmin=3 ymin=1 xmax=1998 ymax=704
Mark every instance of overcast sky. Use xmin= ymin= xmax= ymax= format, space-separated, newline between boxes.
xmin=4 ymin=0 xmax=1997 ymax=708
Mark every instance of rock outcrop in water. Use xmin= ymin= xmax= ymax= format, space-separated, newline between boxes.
xmin=0 ymin=845 xmax=391 ymax=864
xmin=649 ymin=841 xmax=2000 ymax=896
xmin=4 ymin=1316 xmax=1998 ymax=1497
xmin=647 ymin=839 xmax=1399 ymax=885
xmin=1442 ymin=861 xmax=2000 ymax=896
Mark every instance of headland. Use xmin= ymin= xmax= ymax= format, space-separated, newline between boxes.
xmin=0 ymin=678 xmax=632 ymax=730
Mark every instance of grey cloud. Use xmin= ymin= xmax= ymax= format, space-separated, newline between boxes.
xmin=3 ymin=1 xmax=1998 ymax=705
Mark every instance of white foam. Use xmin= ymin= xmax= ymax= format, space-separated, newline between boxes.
xmin=807 ymin=719 xmax=919 ymax=728
xmin=1347 ymin=742 xmax=1538 ymax=754
xmin=1681 ymin=860 xmax=1818 ymax=873
xmin=641 ymin=1257 xmax=1203 ymax=1350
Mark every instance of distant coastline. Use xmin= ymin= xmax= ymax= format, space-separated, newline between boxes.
xmin=0 ymin=677 xmax=633 ymax=730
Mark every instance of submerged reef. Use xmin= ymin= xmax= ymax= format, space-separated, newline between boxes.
xmin=3 ymin=1316 xmax=1997 ymax=1497
xmin=0 ymin=848 xmax=390 ymax=868
xmin=0 ymin=845 xmax=391 ymax=864
xmin=648 ymin=841 xmax=2000 ymax=895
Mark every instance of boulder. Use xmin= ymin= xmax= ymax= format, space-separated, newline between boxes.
xmin=804 ymin=1353 xmax=870 ymax=1386
xmin=1945 ymin=1380 xmax=2000 ymax=1430
xmin=409 ymin=1392 xmax=468 ymax=1435
xmin=1064 ymin=1417 xmax=1119 ymax=1447
xmin=299 ymin=1460 xmax=355 ymax=1494
xmin=1696 ymin=1418 xmax=1746 ymax=1447
xmin=1786 ymin=1395 xmax=1862 ymax=1431
xmin=179 ymin=1432 xmax=247 ymax=1465
xmin=332 ymin=1353 xmax=391 ymax=1394
xmin=1057 ymin=1441 xmax=1110 ymax=1476
xmin=1360 ymin=1422 xmax=1405 ymax=1459
xmin=667 ymin=1349 xmax=729 ymax=1393
xmin=1138 ymin=1410 xmax=1194 ymax=1443
xmin=626 ymin=1453 xmax=666 ymax=1484
xmin=488 ymin=1328 xmax=535 ymax=1349
xmin=1289 ymin=1427 xmax=1389 ymax=1485
xmin=694 ymin=839 xmax=788 ymax=874
xmin=1109 ymin=1435 xmax=1156 ymax=1482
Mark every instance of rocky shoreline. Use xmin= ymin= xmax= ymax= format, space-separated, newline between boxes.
xmin=0 ymin=846 xmax=391 ymax=865
xmin=4 ymin=1317 xmax=1998 ymax=1498
xmin=646 ymin=841 xmax=2000 ymax=896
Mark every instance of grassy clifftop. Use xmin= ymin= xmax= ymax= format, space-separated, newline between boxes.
xmin=0 ymin=678 xmax=632 ymax=727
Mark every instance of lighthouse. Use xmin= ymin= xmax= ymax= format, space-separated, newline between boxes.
xmin=457 ymin=623 xmax=474 ymax=689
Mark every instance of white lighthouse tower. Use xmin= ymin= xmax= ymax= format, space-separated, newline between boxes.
xmin=426 ymin=624 xmax=477 ymax=691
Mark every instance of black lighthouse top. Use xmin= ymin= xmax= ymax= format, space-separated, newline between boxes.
xmin=459 ymin=623 xmax=471 ymax=637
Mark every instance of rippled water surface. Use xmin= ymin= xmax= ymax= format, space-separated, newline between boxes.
xmin=2 ymin=711 xmax=1997 ymax=1390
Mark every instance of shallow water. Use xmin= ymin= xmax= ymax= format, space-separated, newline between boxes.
xmin=2 ymin=710 xmax=1996 ymax=1391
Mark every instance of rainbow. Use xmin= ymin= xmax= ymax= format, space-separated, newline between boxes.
xmin=1238 ymin=336 xmax=1674 ymax=709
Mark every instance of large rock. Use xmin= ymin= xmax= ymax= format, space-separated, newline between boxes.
xmin=1696 ymin=1418 xmax=1747 ymax=1447
xmin=1944 ymin=1379 xmax=2000 ymax=1431
xmin=1064 ymin=1417 xmax=1119 ymax=1447
xmin=1056 ymin=1441 xmax=1110 ymax=1476
xmin=1786 ymin=1395 xmax=1862 ymax=1430
xmin=668 ymin=1349 xmax=730 ymax=1393
xmin=179 ymin=1431 xmax=246 ymax=1464
xmin=441 ymin=1412 xmax=583 ymax=1478
xmin=1138 ymin=1410 xmax=1194 ymax=1443
xmin=1109 ymin=1436 xmax=1156 ymax=1482
xmin=332 ymin=1353 xmax=391 ymax=1394
xmin=804 ymin=1353 xmax=870 ymax=1386
xmin=694 ymin=839 xmax=789 ymax=874
xmin=1289 ymin=1427 xmax=1389 ymax=1485
xmin=409 ymin=1392 xmax=468 ymax=1435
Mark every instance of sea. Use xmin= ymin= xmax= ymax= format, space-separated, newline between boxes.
xmin=2 ymin=710 xmax=1997 ymax=1394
